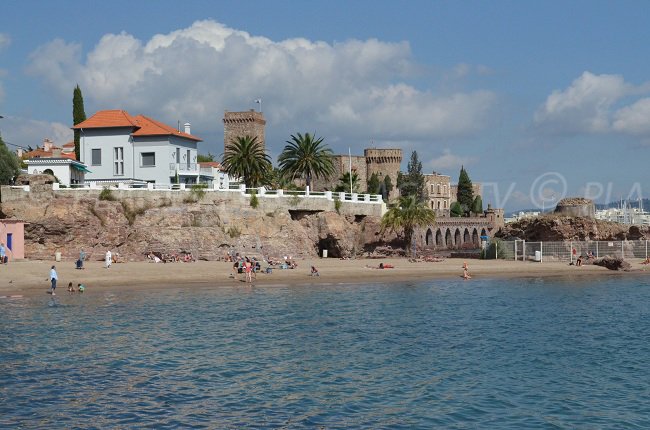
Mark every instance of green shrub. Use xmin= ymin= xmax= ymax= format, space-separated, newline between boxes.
xmin=190 ymin=184 xmax=206 ymax=200
xmin=227 ymin=226 xmax=241 ymax=238
xmin=249 ymin=190 xmax=259 ymax=208
xmin=480 ymin=238 xmax=513 ymax=260
xmin=99 ymin=187 xmax=116 ymax=201
xmin=334 ymin=198 xmax=342 ymax=214
xmin=288 ymin=195 xmax=301 ymax=207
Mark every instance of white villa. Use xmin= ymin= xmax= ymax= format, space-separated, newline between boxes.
xmin=73 ymin=110 xmax=202 ymax=185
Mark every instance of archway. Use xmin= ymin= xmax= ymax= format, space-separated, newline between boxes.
xmin=43 ymin=169 xmax=54 ymax=176
xmin=445 ymin=229 xmax=452 ymax=246
xmin=425 ymin=228 xmax=433 ymax=246
xmin=436 ymin=229 xmax=443 ymax=246
xmin=463 ymin=228 xmax=470 ymax=244
xmin=454 ymin=228 xmax=461 ymax=246
xmin=472 ymin=228 xmax=479 ymax=245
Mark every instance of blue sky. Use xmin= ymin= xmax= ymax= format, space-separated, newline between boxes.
xmin=1 ymin=0 xmax=650 ymax=210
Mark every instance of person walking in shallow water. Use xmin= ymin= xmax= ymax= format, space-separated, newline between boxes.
xmin=49 ymin=265 xmax=58 ymax=295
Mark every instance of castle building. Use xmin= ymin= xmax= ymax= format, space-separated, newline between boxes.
xmin=223 ymin=110 xmax=266 ymax=153
xmin=424 ymin=173 xmax=483 ymax=216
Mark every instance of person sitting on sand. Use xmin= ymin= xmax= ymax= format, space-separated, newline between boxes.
xmin=642 ymin=257 xmax=650 ymax=265
xmin=576 ymin=255 xmax=583 ymax=267
xmin=311 ymin=266 xmax=320 ymax=277
xmin=587 ymin=251 xmax=595 ymax=260
xmin=67 ymin=282 xmax=75 ymax=293
xmin=378 ymin=263 xmax=394 ymax=269
xmin=78 ymin=284 xmax=85 ymax=293
xmin=463 ymin=267 xmax=472 ymax=279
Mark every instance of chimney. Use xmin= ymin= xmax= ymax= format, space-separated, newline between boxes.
xmin=184 ymin=122 xmax=191 ymax=135
xmin=43 ymin=138 xmax=53 ymax=151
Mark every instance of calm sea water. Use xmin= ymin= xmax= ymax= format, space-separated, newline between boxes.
xmin=1 ymin=276 xmax=649 ymax=429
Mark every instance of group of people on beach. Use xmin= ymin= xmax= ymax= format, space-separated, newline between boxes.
xmin=48 ymin=265 xmax=85 ymax=295
xmin=146 ymin=251 xmax=195 ymax=263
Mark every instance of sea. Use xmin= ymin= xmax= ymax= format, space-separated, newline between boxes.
xmin=1 ymin=276 xmax=649 ymax=429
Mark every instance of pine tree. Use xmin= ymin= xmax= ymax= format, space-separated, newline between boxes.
xmin=73 ymin=85 xmax=87 ymax=161
xmin=450 ymin=201 xmax=463 ymax=217
xmin=367 ymin=173 xmax=380 ymax=194
xmin=399 ymin=151 xmax=425 ymax=202
xmin=0 ymin=134 xmax=21 ymax=184
xmin=384 ymin=175 xmax=393 ymax=200
xmin=456 ymin=166 xmax=474 ymax=216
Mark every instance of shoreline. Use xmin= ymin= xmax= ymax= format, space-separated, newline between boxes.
xmin=2 ymin=257 xmax=649 ymax=297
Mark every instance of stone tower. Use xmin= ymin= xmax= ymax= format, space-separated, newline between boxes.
xmin=364 ymin=148 xmax=403 ymax=201
xmin=223 ymin=110 xmax=266 ymax=153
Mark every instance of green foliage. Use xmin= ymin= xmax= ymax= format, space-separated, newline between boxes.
xmin=383 ymin=175 xmax=393 ymax=199
xmin=288 ymin=194 xmax=301 ymax=207
xmin=334 ymin=171 xmax=360 ymax=193
xmin=190 ymin=184 xmax=206 ymax=200
xmin=480 ymin=238 xmax=513 ymax=260
xmin=381 ymin=195 xmax=436 ymax=256
xmin=227 ymin=226 xmax=241 ymax=238
xmin=120 ymin=200 xmax=149 ymax=226
xmin=367 ymin=173 xmax=380 ymax=194
xmin=222 ymin=135 xmax=272 ymax=187
xmin=88 ymin=203 xmax=106 ymax=226
xmin=73 ymin=85 xmax=87 ymax=161
xmin=99 ymin=187 xmax=116 ymax=201
xmin=264 ymin=167 xmax=297 ymax=190
xmin=456 ymin=166 xmax=474 ymax=216
xmin=278 ymin=132 xmax=335 ymax=189
xmin=398 ymin=151 xmax=425 ymax=201
xmin=334 ymin=198 xmax=342 ymax=214
xmin=249 ymin=190 xmax=259 ymax=208
xmin=0 ymin=136 xmax=21 ymax=184
xmin=472 ymin=195 xmax=483 ymax=215
xmin=450 ymin=201 xmax=463 ymax=217
xmin=197 ymin=153 xmax=216 ymax=163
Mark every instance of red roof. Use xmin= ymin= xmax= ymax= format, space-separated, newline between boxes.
xmin=132 ymin=115 xmax=202 ymax=141
xmin=23 ymin=148 xmax=77 ymax=160
xmin=62 ymin=141 xmax=75 ymax=149
xmin=73 ymin=110 xmax=139 ymax=129
xmin=199 ymin=161 xmax=222 ymax=169
xmin=72 ymin=110 xmax=201 ymax=142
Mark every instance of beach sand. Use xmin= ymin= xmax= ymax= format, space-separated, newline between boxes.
xmin=1 ymin=257 xmax=649 ymax=297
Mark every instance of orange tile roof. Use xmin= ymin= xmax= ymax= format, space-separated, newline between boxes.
xmin=132 ymin=115 xmax=202 ymax=141
xmin=72 ymin=110 xmax=201 ymax=142
xmin=23 ymin=148 xmax=77 ymax=160
xmin=62 ymin=141 xmax=75 ymax=148
xmin=72 ymin=110 xmax=139 ymax=129
xmin=199 ymin=161 xmax=222 ymax=168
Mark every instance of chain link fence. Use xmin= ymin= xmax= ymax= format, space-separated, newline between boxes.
xmin=504 ymin=240 xmax=650 ymax=262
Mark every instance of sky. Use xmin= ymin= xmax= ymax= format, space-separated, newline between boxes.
xmin=1 ymin=0 xmax=650 ymax=211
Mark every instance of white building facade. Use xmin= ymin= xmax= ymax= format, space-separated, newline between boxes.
xmin=25 ymin=158 xmax=89 ymax=186
xmin=74 ymin=111 xmax=201 ymax=185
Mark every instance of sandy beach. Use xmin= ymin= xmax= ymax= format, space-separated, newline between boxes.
xmin=1 ymin=256 xmax=649 ymax=297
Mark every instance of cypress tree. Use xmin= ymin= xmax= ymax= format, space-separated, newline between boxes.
xmin=383 ymin=175 xmax=393 ymax=200
xmin=472 ymin=195 xmax=483 ymax=215
xmin=367 ymin=173 xmax=380 ymax=194
xmin=456 ymin=166 xmax=474 ymax=216
xmin=450 ymin=201 xmax=463 ymax=217
xmin=399 ymin=151 xmax=425 ymax=201
xmin=73 ymin=85 xmax=87 ymax=161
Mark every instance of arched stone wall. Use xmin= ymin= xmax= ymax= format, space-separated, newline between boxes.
xmin=425 ymin=228 xmax=433 ymax=246
xmin=445 ymin=229 xmax=452 ymax=246
xmin=454 ymin=228 xmax=461 ymax=247
xmin=463 ymin=228 xmax=470 ymax=244
xmin=436 ymin=229 xmax=443 ymax=246
xmin=472 ymin=228 xmax=479 ymax=244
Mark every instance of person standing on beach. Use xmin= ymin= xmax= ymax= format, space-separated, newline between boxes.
xmin=78 ymin=248 xmax=86 ymax=269
xmin=105 ymin=250 xmax=112 ymax=269
xmin=0 ymin=242 xmax=5 ymax=264
xmin=50 ymin=265 xmax=58 ymax=295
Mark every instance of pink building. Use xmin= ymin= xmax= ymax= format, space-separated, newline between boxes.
xmin=0 ymin=219 xmax=26 ymax=261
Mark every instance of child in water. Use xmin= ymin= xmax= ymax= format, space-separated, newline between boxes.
xmin=67 ymin=282 xmax=75 ymax=293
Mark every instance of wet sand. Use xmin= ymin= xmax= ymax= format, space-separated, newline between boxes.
xmin=1 ymin=257 xmax=649 ymax=297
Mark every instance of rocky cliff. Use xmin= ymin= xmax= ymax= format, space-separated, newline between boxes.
xmin=496 ymin=215 xmax=650 ymax=241
xmin=1 ymin=189 xmax=395 ymax=261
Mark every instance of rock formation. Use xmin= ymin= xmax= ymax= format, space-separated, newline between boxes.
xmin=496 ymin=215 xmax=650 ymax=242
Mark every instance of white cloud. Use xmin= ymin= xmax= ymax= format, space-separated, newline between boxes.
xmin=424 ymin=148 xmax=477 ymax=173
xmin=533 ymin=71 xmax=635 ymax=134
xmin=612 ymin=98 xmax=650 ymax=134
xmin=1 ymin=116 xmax=71 ymax=149
xmin=26 ymin=19 xmax=497 ymax=154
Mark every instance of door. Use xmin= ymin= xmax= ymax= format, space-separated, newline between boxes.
xmin=7 ymin=233 xmax=12 ymax=250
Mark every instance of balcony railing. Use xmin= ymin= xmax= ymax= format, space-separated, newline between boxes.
xmin=169 ymin=163 xmax=198 ymax=175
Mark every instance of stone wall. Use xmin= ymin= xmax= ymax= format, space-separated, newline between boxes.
xmin=223 ymin=110 xmax=266 ymax=153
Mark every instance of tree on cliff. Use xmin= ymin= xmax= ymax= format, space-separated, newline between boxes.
xmin=381 ymin=195 xmax=436 ymax=256
xmin=398 ymin=151 xmax=425 ymax=202
xmin=456 ymin=166 xmax=474 ymax=216
xmin=278 ymin=132 xmax=334 ymax=190
xmin=73 ymin=85 xmax=87 ymax=161
xmin=0 ymin=134 xmax=21 ymax=184
xmin=222 ymin=136 xmax=271 ymax=187
xmin=334 ymin=171 xmax=361 ymax=193
xmin=383 ymin=175 xmax=393 ymax=200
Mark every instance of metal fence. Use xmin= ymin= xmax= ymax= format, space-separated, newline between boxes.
xmin=508 ymin=240 xmax=650 ymax=262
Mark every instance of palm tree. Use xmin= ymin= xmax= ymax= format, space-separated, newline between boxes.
xmin=221 ymin=136 xmax=271 ymax=187
xmin=381 ymin=195 xmax=436 ymax=255
xmin=278 ymin=132 xmax=335 ymax=190
xmin=334 ymin=171 xmax=361 ymax=193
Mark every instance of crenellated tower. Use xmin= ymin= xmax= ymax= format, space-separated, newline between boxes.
xmin=223 ymin=110 xmax=266 ymax=153
xmin=364 ymin=148 xmax=403 ymax=201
